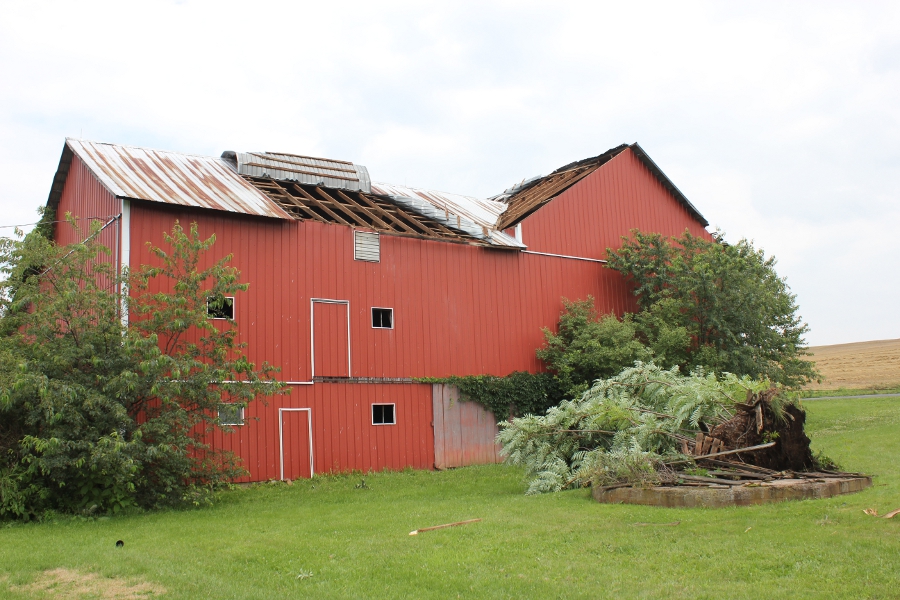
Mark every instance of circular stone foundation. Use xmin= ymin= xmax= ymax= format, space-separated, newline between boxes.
xmin=592 ymin=476 xmax=872 ymax=508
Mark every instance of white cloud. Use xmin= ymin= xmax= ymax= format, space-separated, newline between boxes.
xmin=1 ymin=0 xmax=898 ymax=344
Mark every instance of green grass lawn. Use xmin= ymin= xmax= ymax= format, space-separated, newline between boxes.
xmin=2 ymin=396 xmax=899 ymax=599
xmin=799 ymin=386 xmax=900 ymax=398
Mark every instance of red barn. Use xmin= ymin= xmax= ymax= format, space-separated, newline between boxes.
xmin=46 ymin=140 xmax=710 ymax=481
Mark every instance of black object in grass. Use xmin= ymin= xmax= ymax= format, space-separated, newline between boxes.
xmin=116 ymin=540 xmax=124 ymax=548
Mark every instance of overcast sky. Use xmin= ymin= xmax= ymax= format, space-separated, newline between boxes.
xmin=1 ymin=0 xmax=897 ymax=346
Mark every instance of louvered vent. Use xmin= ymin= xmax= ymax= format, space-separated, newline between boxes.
xmin=354 ymin=231 xmax=380 ymax=262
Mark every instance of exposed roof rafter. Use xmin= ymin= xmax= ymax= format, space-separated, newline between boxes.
xmin=245 ymin=176 xmax=502 ymax=247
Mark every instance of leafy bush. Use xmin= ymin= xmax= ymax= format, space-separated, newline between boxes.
xmin=536 ymin=298 xmax=650 ymax=397
xmin=0 ymin=218 xmax=283 ymax=519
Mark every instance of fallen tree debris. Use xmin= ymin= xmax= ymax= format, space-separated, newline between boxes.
xmin=498 ymin=363 xmax=867 ymax=499
xmin=863 ymin=508 xmax=900 ymax=519
xmin=409 ymin=518 xmax=481 ymax=536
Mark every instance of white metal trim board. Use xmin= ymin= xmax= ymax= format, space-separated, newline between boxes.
xmin=279 ymin=408 xmax=314 ymax=480
xmin=310 ymin=298 xmax=352 ymax=378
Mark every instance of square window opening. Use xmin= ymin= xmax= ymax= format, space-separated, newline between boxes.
xmin=218 ymin=404 xmax=244 ymax=426
xmin=372 ymin=307 xmax=393 ymax=329
xmin=372 ymin=403 xmax=395 ymax=425
xmin=207 ymin=296 xmax=235 ymax=320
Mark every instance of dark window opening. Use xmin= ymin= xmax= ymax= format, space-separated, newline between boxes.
xmin=218 ymin=404 xmax=244 ymax=426
xmin=372 ymin=404 xmax=395 ymax=425
xmin=207 ymin=296 xmax=235 ymax=320
xmin=372 ymin=307 xmax=393 ymax=329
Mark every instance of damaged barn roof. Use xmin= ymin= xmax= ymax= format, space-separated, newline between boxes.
xmin=370 ymin=182 xmax=522 ymax=248
xmin=48 ymin=139 xmax=292 ymax=219
xmin=248 ymin=177 xmax=496 ymax=246
xmin=47 ymin=139 xmax=705 ymax=249
xmin=494 ymin=143 xmax=708 ymax=229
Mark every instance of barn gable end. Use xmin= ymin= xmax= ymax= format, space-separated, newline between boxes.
xmin=512 ymin=147 xmax=712 ymax=261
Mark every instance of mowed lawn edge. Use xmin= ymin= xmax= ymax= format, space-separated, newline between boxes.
xmin=1 ymin=396 xmax=899 ymax=599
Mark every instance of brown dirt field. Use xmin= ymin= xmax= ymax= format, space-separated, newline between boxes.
xmin=9 ymin=568 xmax=165 ymax=599
xmin=805 ymin=338 xmax=900 ymax=390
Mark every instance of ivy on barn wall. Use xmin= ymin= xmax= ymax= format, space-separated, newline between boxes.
xmin=419 ymin=372 xmax=564 ymax=422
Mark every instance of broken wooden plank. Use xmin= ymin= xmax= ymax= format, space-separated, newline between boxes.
xmin=667 ymin=442 xmax=777 ymax=465
xmin=707 ymin=470 xmax=770 ymax=480
xmin=678 ymin=474 xmax=746 ymax=486
xmin=694 ymin=432 xmax=705 ymax=456
xmin=409 ymin=518 xmax=481 ymax=536
xmin=698 ymin=458 xmax=780 ymax=475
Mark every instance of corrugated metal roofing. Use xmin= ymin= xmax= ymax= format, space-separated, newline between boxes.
xmin=55 ymin=139 xmax=291 ymax=219
xmin=225 ymin=151 xmax=371 ymax=193
xmin=370 ymin=182 xmax=522 ymax=248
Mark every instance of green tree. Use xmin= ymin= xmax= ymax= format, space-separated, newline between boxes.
xmin=0 ymin=217 xmax=139 ymax=518
xmin=606 ymin=230 xmax=818 ymax=387
xmin=536 ymin=297 xmax=651 ymax=397
xmin=0 ymin=218 xmax=283 ymax=519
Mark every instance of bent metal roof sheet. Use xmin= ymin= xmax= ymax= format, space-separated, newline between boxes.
xmin=369 ymin=182 xmax=521 ymax=248
xmin=224 ymin=151 xmax=371 ymax=194
xmin=49 ymin=139 xmax=292 ymax=219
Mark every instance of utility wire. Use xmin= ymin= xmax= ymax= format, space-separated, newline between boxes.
xmin=0 ymin=216 xmax=120 ymax=230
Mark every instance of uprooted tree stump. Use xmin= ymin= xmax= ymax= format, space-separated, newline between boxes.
xmin=707 ymin=387 xmax=815 ymax=471
xmin=595 ymin=387 xmax=871 ymax=507
xmin=677 ymin=387 xmax=815 ymax=471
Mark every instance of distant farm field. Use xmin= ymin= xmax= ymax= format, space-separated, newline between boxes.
xmin=805 ymin=338 xmax=900 ymax=391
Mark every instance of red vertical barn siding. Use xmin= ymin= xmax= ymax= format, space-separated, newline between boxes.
xmin=54 ymin=150 xmax=711 ymax=481
xmin=313 ymin=302 xmax=350 ymax=377
xmin=53 ymin=155 xmax=121 ymax=276
xmin=520 ymin=149 xmax=711 ymax=261
xmin=279 ymin=409 xmax=312 ymax=479
xmin=209 ymin=383 xmax=434 ymax=482
xmin=127 ymin=202 xmax=622 ymax=381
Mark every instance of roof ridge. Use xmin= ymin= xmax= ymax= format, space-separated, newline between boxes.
xmin=66 ymin=138 xmax=220 ymax=161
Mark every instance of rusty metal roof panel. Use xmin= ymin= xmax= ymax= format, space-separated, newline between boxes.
xmin=370 ymin=182 xmax=522 ymax=248
xmin=66 ymin=139 xmax=292 ymax=219
xmin=225 ymin=151 xmax=371 ymax=193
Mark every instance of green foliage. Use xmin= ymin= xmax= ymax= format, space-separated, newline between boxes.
xmin=423 ymin=372 xmax=563 ymax=422
xmin=606 ymin=229 xmax=819 ymax=387
xmin=497 ymin=362 xmax=774 ymax=494
xmin=0 ymin=217 xmax=283 ymax=519
xmin=536 ymin=297 xmax=650 ymax=397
